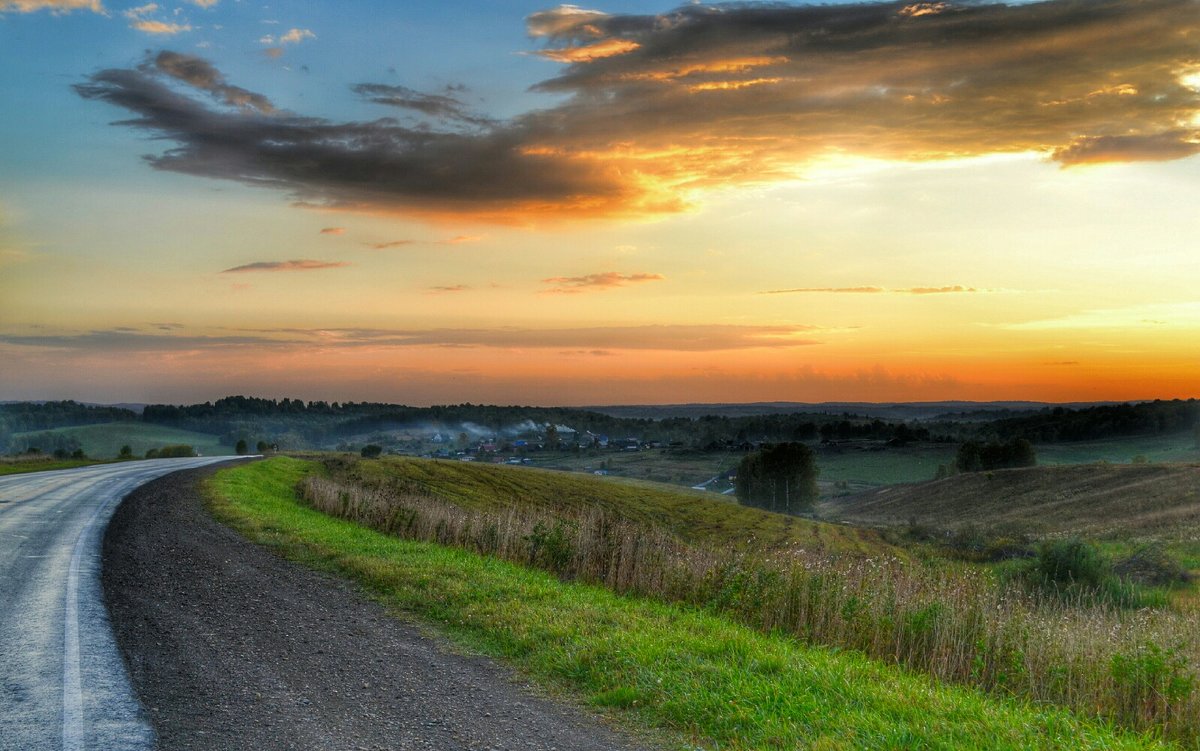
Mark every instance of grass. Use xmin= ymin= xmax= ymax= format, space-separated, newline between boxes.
xmin=208 ymin=457 xmax=1181 ymax=751
xmin=331 ymin=454 xmax=892 ymax=556
xmin=10 ymin=422 xmax=234 ymax=459
xmin=0 ymin=454 xmax=104 ymax=475
xmin=821 ymin=462 xmax=1200 ymax=544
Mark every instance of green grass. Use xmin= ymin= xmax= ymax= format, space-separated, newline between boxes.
xmin=0 ymin=455 xmax=104 ymax=475
xmin=11 ymin=422 xmax=234 ymax=459
xmin=207 ymin=457 xmax=1179 ymax=751
xmin=337 ymin=454 xmax=892 ymax=555
xmin=1037 ymin=432 xmax=1199 ymax=466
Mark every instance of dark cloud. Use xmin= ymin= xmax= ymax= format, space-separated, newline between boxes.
xmin=541 ymin=271 xmax=665 ymax=293
xmin=1052 ymin=131 xmax=1200 ymax=165
xmin=352 ymin=83 xmax=494 ymax=127
xmin=220 ymin=259 xmax=349 ymax=273
xmin=0 ymin=323 xmax=820 ymax=353
xmin=75 ymin=1 xmax=1200 ymax=220
xmin=151 ymin=51 xmax=273 ymax=113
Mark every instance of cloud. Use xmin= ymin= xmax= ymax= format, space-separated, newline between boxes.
xmin=319 ymin=226 xmax=345 ymax=235
xmin=220 ymin=259 xmax=349 ymax=273
xmin=541 ymin=271 xmax=664 ymax=293
xmin=366 ymin=240 xmax=415 ymax=250
xmin=907 ymin=285 xmax=977 ymax=295
xmin=190 ymin=0 xmax=217 ymax=7
xmin=352 ymin=83 xmax=493 ymax=127
xmin=124 ymin=4 xmax=191 ymax=35
xmin=76 ymin=1 xmax=1200 ymax=221
xmin=131 ymin=20 xmax=191 ymax=34
xmin=1052 ymin=131 xmax=1200 ymax=166
xmin=261 ymin=27 xmax=315 ymax=46
xmin=0 ymin=323 xmax=821 ymax=353
xmin=151 ymin=51 xmax=273 ymax=112
xmin=441 ymin=234 xmax=480 ymax=244
xmin=425 ymin=284 xmax=471 ymax=294
xmin=0 ymin=0 xmax=102 ymax=13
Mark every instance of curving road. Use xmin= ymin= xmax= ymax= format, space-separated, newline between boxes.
xmin=0 ymin=458 xmax=244 ymax=751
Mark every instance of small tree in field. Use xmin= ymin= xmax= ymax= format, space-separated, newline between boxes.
xmin=735 ymin=442 xmax=818 ymax=514
xmin=361 ymin=444 xmax=383 ymax=459
xmin=235 ymin=439 xmax=248 ymax=455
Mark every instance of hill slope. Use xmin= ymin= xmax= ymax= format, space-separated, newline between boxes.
xmin=820 ymin=463 xmax=1200 ymax=541
xmin=331 ymin=455 xmax=893 ymax=555
xmin=12 ymin=422 xmax=233 ymax=459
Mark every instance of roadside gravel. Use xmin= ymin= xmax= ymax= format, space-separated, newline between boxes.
xmin=101 ymin=466 xmax=658 ymax=751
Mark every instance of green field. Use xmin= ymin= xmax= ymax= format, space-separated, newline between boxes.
xmin=208 ymin=458 xmax=1177 ymax=751
xmin=334 ymin=454 xmax=892 ymax=555
xmin=11 ymin=422 xmax=234 ymax=459
xmin=0 ymin=455 xmax=103 ymax=475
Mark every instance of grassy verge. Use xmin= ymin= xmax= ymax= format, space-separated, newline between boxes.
xmin=207 ymin=457 xmax=1179 ymax=751
xmin=0 ymin=456 xmax=106 ymax=475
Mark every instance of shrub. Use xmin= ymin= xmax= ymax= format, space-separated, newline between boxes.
xmin=361 ymin=444 xmax=383 ymax=459
xmin=1031 ymin=538 xmax=1110 ymax=588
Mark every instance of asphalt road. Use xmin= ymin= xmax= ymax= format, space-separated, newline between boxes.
xmin=0 ymin=458 xmax=243 ymax=751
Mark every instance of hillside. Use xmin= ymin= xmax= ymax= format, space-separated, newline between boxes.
xmin=329 ymin=455 xmax=893 ymax=555
xmin=11 ymin=422 xmax=234 ymax=459
xmin=820 ymin=462 xmax=1200 ymax=541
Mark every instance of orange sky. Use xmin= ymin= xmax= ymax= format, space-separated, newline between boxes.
xmin=1 ymin=0 xmax=1199 ymax=404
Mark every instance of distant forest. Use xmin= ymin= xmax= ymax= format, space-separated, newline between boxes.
xmin=2 ymin=397 xmax=1197 ymax=454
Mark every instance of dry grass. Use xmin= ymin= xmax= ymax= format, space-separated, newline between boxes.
xmin=822 ymin=463 xmax=1200 ymax=541
xmin=302 ymin=473 xmax=1200 ymax=741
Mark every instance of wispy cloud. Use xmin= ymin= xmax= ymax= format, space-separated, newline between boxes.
xmin=152 ymin=51 xmax=273 ymax=112
xmin=261 ymin=27 xmax=315 ymax=46
xmin=763 ymin=285 xmax=978 ymax=295
xmin=352 ymin=83 xmax=493 ymax=128
xmin=0 ymin=0 xmax=102 ymax=13
xmin=542 ymin=271 xmax=664 ymax=294
xmin=319 ymin=226 xmax=345 ymax=235
xmin=220 ymin=259 xmax=349 ymax=273
xmin=0 ymin=323 xmax=821 ymax=353
xmin=124 ymin=4 xmax=191 ymax=35
xmin=366 ymin=240 xmax=415 ymax=250
xmin=425 ymin=284 xmax=470 ymax=294
xmin=76 ymin=1 xmax=1200 ymax=220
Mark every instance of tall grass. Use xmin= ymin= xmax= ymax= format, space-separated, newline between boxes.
xmin=300 ymin=474 xmax=1200 ymax=742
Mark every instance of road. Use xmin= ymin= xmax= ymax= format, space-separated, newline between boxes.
xmin=0 ymin=458 xmax=244 ymax=751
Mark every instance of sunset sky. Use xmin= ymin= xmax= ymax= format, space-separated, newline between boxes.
xmin=1 ymin=0 xmax=1198 ymax=405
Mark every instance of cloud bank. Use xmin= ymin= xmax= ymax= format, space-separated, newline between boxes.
xmin=75 ymin=0 xmax=1200 ymax=220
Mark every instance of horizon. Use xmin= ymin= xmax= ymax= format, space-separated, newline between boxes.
xmin=3 ymin=0 xmax=1199 ymax=405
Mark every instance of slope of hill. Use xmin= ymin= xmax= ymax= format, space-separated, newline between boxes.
xmin=820 ymin=463 xmax=1200 ymax=541
xmin=11 ymin=422 xmax=233 ymax=459
xmin=330 ymin=455 xmax=893 ymax=555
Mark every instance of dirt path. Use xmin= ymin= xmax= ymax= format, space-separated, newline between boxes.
xmin=101 ymin=467 xmax=658 ymax=751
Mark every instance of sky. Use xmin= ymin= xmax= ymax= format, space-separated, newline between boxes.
xmin=1 ymin=0 xmax=1198 ymax=406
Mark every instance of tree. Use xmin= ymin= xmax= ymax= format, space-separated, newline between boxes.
xmin=235 ymin=439 xmax=248 ymax=455
xmin=735 ymin=442 xmax=818 ymax=514
xmin=361 ymin=444 xmax=383 ymax=458
xmin=118 ymin=445 xmax=133 ymax=460
xmin=545 ymin=424 xmax=560 ymax=450
xmin=256 ymin=440 xmax=269 ymax=453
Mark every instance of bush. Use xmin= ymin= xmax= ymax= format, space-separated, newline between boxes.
xmin=236 ymin=439 xmax=248 ymax=455
xmin=1032 ymin=538 xmax=1110 ymax=588
xmin=1114 ymin=545 xmax=1191 ymax=587
xmin=361 ymin=444 xmax=383 ymax=459
xmin=147 ymin=444 xmax=196 ymax=459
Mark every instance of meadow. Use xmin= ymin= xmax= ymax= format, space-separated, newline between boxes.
xmin=10 ymin=422 xmax=234 ymax=459
xmin=209 ymin=457 xmax=1184 ymax=750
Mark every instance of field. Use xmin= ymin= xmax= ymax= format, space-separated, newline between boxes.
xmin=0 ymin=454 xmax=101 ymax=475
xmin=821 ymin=463 xmax=1200 ymax=543
xmin=11 ymin=422 xmax=234 ymax=459
xmin=332 ymin=454 xmax=892 ymax=555
xmin=208 ymin=457 xmax=1179 ymax=751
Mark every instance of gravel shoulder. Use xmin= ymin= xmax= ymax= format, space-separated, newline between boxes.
xmin=101 ymin=466 xmax=658 ymax=751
